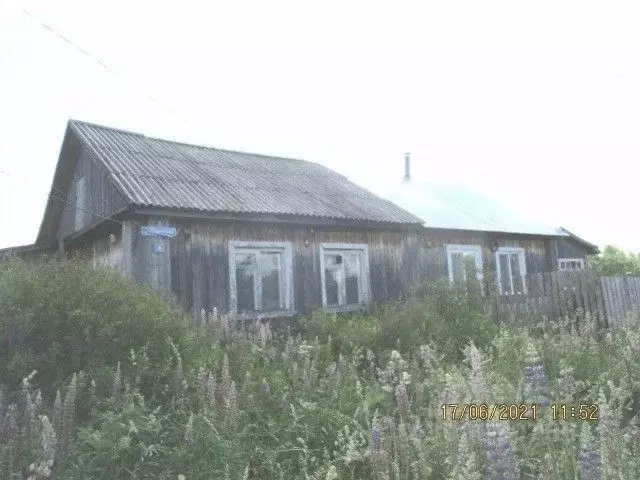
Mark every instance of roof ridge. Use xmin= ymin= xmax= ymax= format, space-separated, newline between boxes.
xmin=68 ymin=118 xmax=321 ymax=165
xmin=69 ymin=118 xmax=148 ymax=137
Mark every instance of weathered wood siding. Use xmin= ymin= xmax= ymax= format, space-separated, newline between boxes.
xmin=158 ymin=221 xmax=432 ymax=317
xmin=90 ymin=234 xmax=123 ymax=270
xmin=67 ymin=231 xmax=124 ymax=271
xmin=57 ymin=145 xmax=128 ymax=240
xmin=555 ymin=237 xmax=591 ymax=261
xmin=485 ymin=271 xmax=640 ymax=331
xmin=132 ymin=221 xmax=172 ymax=294
xmin=422 ymin=230 xmax=553 ymax=275
xmin=119 ymin=218 xmax=559 ymax=317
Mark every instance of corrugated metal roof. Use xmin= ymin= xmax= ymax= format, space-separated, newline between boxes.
xmin=69 ymin=121 xmax=423 ymax=225
xmin=387 ymin=181 xmax=569 ymax=237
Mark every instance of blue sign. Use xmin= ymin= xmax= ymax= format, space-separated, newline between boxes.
xmin=141 ymin=226 xmax=177 ymax=238
xmin=152 ymin=242 xmax=165 ymax=254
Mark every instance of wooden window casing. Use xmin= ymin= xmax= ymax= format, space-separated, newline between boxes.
xmin=495 ymin=247 xmax=527 ymax=295
xmin=228 ymin=241 xmax=294 ymax=319
xmin=558 ymin=258 xmax=585 ymax=271
xmin=446 ymin=244 xmax=484 ymax=284
xmin=319 ymin=243 xmax=370 ymax=311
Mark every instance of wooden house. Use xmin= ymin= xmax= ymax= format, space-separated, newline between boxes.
xmin=0 ymin=121 xmax=598 ymax=319
xmin=387 ymin=154 xmax=599 ymax=295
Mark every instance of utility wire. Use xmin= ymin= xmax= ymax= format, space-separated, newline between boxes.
xmin=0 ymin=167 xmax=124 ymax=226
xmin=19 ymin=7 xmax=199 ymax=134
xmin=8 ymin=6 xmax=211 ymax=230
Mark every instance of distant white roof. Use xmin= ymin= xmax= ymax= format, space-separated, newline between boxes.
xmin=387 ymin=181 xmax=567 ymax=237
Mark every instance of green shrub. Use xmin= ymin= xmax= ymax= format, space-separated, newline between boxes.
xmin=589 ymin=245 xmax=640 ymax=276
xmin=299 ymin=278 xmax=497 ymax=361
xmin=403 ymin=279 xmax=498 ymax=359
xmin=297 ymin=309 xmax=378 ymax=355
xmin=0 ymin=259 xmax=194 ymax=396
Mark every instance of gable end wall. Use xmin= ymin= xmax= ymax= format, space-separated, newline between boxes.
xmin=56 ymin=144 xmax=128 ymax=241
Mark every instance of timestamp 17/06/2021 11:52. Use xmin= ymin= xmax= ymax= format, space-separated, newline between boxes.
xmin=440 ymin=403 xmax=599 ymax=421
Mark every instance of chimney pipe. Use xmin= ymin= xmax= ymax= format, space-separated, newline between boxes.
xmin=403 ymin=152 xmax=411 ymax=182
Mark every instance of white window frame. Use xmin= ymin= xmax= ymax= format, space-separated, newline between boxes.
xmin=445 ymin=244 xmax=484 ymax=283
xmin=228 ymin=241 xmax=294 ymax=319
xmin=558 ymin=258 xmax=585 ymax=271
xmin=319 ymin=243 xmax=371 ymax=310
xmin=495 ymin=246 xmax=527 ymax=295
xmin=75 ymin=175 xmax=86 ymax=231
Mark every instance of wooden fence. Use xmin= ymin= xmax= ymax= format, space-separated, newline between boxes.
xmin=485 ymin=270 xmax=640 ymax=329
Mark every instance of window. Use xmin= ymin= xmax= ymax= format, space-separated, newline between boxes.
xmin=446 ymin=244 xmax=483 ymax=284
xmin=495 ymin=247 xmax=527 ymax=295
xmin=558 ymin=258 xmax=585 ymax=271
xmin=229 ymin=241 xmax=294 ymax=317
xmin=320 ymin=243 xmax=370 ymax=309
xmin=75 ymin=176 xmax=86 ymax=231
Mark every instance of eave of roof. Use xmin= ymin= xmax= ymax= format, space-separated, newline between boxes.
xmin=129 ymin=206 xmax=426 ymax=231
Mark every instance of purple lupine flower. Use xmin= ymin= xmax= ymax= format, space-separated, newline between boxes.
xmin=523 ymin=364 xmax=549 ymax=407
xmin=484 ymin=422 xmax=520 ymax=480
xmin=580 ymin=450 xmax=603 ymax=480
xmin=370 ymin=414 xmax=382 ymax=452
xmin=259 ymin=379 xmax=271 ymax=397
xmin=580 ymin=425 xmax=602 ymax=480
xmin=523 ymin=343 xmax=549 ymax=407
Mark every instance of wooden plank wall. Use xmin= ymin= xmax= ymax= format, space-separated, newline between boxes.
xmin=488 ymin=270 xmax=640 ymax=329
xmin=601 ymin=276 xmax=640 ymax=327
xmin=57 ymin=145 xmax=128 ymax=240
xmin=556 ymin=237 xmax=590 ymax=261
xmin=130 ymin=220 xmax=172 ymax=295
xmin=168 ymin=223 xmax=437 ymax=319
xmin=90 ymin=233 xmax=123 ymax=270
xmin=424 ymin=231 xmax=552 ymax=275
xmin=160 ymin=221 xmax=564 ymax=320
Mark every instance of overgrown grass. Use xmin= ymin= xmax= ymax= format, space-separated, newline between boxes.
xmin=1 ymin=260 xmax=640 ymax=479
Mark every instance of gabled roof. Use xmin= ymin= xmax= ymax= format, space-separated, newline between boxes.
xmin=388 ymin=181 xmax=572 ymax=237
xmin=35 ymin=120 xmax=423 ymax=245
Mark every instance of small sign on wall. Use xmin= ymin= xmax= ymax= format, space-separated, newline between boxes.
xmin=152 ymin=242 xmax=165 ymax=254
xmin=141 ymin=226 xmax=177 ymax=238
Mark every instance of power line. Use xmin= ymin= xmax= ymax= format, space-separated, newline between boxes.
xmin=19 ymin=7 xmax=198 ymax=133
xmin=8 ymin=6 xmax=206 ymax=229
xmin=0 ymin=167 xmax=124 ymax=227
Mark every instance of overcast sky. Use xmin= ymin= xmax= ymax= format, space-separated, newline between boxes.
xmin=1 ymin=1 xmax=639 ymax=251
